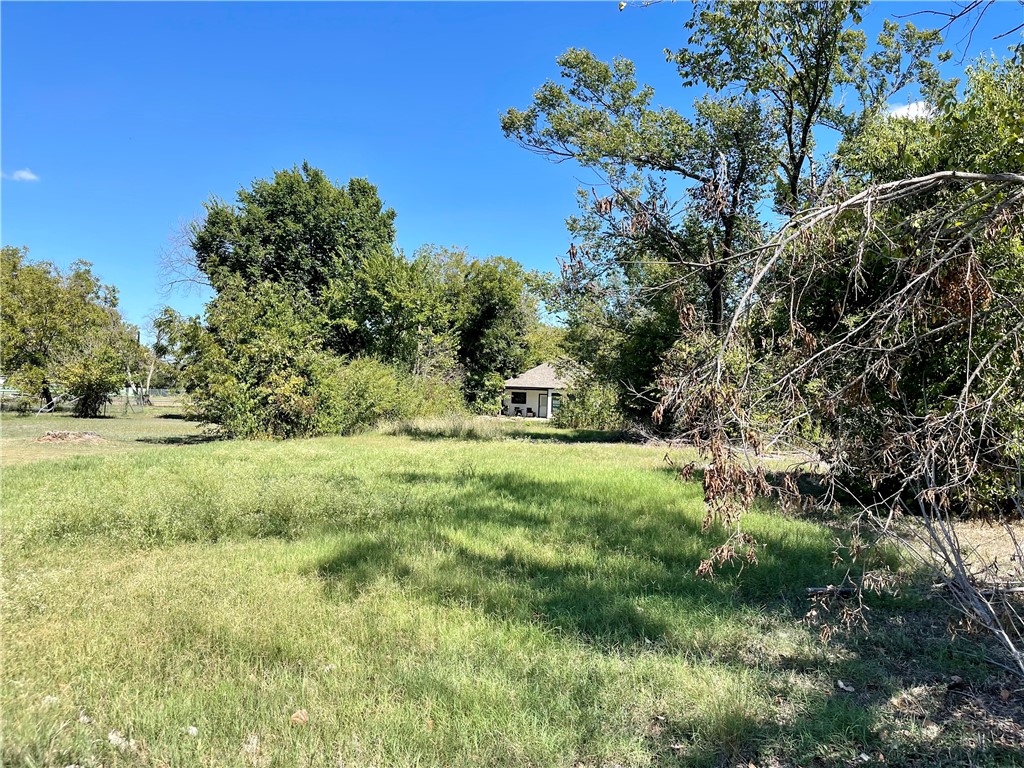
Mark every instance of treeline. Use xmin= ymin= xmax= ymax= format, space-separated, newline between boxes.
xmin=2 ymin=164 xmax=566 ymax=433
xmin=171 ymin=163 xmax=562 ymax=436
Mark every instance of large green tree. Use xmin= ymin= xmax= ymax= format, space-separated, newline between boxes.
xmin=0 ymin=246 xmax=140 ymax=412
xmin=503 ymin=1 xmax=944 ymax=424
xmin=671 ymin=1 xmax=945 ymax=210
xmin=191 ymin=162 xmax=396 ymax=298
xmin=189 ymin=162 xmax=402 ymax=359
xmin=455 ymin=255 xmax=535 ymax=410
xmin=407 ymin=246 xmax=537 ymax=410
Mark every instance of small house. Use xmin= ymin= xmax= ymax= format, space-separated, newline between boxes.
xmin=502 ymin=363 xmax=568 ymax=419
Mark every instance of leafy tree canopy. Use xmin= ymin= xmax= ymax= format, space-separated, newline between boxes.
xmin=503 ymin=0 xmax=947 ymax=426
xmin=1 ymin=246 xmax=141 ymax=410
xmin=190 ymin=162 xmax=396 ymax=297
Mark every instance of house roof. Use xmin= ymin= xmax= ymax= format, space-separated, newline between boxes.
xmin=504 ymin=363 xmax=569 ymax=390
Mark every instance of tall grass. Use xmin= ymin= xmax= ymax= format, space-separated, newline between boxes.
xmin=1 ymin=418 xmax=1007 ymax=767
xmin=379 ymin=414 xmax=626 ymax=444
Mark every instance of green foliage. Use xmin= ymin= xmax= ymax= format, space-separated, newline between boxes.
xmin=331 ymin=357 xmax=409 ymax=434
xmin=179 ymin=279 xmax=468 ymax=439
xmin=182 ymin=281 xmax=345 ymax=439
xmin=552 ymin=371 xmax=625 ymax=431
xmin=468 ymin=371 xmax=507 ymax=415
xmin=190 ymin=162 xmax=396 ymax=300
xmin=523 ymin=323 xmax=566 ymax=369
xmin=551 ymin=259 xmax=689 ymax=426
xmin=332 ymin=356 xmax=465 ymax=434
xmin=0 ymin=246 xmax=142 ymax=407
xmin=439 ymin=250 xmax=535 ymax=408
xmin=673 ymin=2 xmax=942 ymax=207
xmin=62 ymin=344 xmax=128 ymax=418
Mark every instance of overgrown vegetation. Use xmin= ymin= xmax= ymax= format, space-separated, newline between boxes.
xmin=154 ymin=167 xmax=549 ymax=435
xmin=3 ymin=412 xmax=1018 ymax=767
xmin=3 ymin=4 xmax=1023 ymax=765
xmin=506 ymin=1 xmax=1024 ymax=672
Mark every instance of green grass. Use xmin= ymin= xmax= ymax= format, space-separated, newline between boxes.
xmin=0 ymin=407 xmax=210 ymax=466
xmin=1 ymin=413 xmax=1016 ymax=767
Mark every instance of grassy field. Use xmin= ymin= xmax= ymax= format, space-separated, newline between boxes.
xmin=0 ymin=406 xmax=209 ymax=466
xmin=1 ymin=412 xmax=1020 ymax=767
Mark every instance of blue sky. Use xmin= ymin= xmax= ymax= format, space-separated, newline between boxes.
xmin=2 ymin=1 xmax=1021 ymax=334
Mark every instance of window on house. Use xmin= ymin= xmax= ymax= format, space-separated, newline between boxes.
xmin=551 ymin=394 xmax=562 ymax=413
xmin=510 ymin=392 xmax=527 ymax=404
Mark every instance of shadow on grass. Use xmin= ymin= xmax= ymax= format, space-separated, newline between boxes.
xmin=312 ymin=467 xmax=1015 ymax=765
xmin=316 ymin=469 xmax=842 ymax=646
xmin=501 ymin=426 xmax=628 ymax=443
xmin=135 ymin=433 xmax=222 ymax=446
xmin=388 ymin=420 xmax=627 ymax=444
xmin=312 ymin=465 xmax=1024 ymax=765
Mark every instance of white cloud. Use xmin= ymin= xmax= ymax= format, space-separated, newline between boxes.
xmin=2 ymin=168 xmax=40 ymax=182
xmin=887 ymin=101 xmax=934 ymax=121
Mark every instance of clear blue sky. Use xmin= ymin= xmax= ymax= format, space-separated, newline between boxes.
xmin=3 ymin=1 xmax=1021 ymax=333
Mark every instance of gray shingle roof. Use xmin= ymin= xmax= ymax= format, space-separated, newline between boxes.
xmin=503 ymin=363 xmax=569 ymax=390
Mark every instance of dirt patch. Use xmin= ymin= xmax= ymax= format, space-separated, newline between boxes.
xmin=940 ymin=682 xmax=1024 ymax=751
xmin=34 ymin=431 xmax=106 ymax=444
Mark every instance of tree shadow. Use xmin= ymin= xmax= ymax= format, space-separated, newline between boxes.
xmin=317 ymin=538 xmax=413 ymax=596
xmin=311 ymin=466 xmax=1018 ymax=764
xmin=499 ymin=427 xmax=628 ymax=443
xmin=315 ymin=468 xmax=843 ymax=649
xmin=388 ymin=420 xmax=627 ymax=444
xmin=135 ymin=433 xmax=222 ymax=446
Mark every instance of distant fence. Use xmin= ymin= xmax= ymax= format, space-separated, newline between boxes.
xmin=0 ymin=388 xmax=186 ymax=413
xmin=109 ymin=389 xmax=185 ymax=410
xmin=116 ymin=388 xmax=179 ymax=398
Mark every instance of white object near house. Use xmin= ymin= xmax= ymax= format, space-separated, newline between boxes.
xmin=502 ymin=363 xmax=569 ymax=419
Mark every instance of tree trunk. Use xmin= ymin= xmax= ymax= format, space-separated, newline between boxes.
xmin=144 ymin=358 xmax=156 ymax=395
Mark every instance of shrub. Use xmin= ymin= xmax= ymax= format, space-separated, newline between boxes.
xmin=62 ymin=345 xmax=125 ymax=418
xmin=552 ymin=373 xmax=626 ymax=430
xmin=333 ymin=357 xmax=466 ymax=434
xmin=183 ymin=281 xmax=348 ymax=438
xmin=181 ymin=282 xmax=468 ymax=439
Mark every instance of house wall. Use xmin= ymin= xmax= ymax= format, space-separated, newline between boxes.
xmin=502 ymin=389 xmax=563 ymax=418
